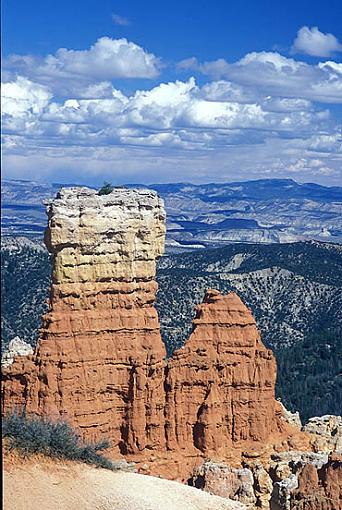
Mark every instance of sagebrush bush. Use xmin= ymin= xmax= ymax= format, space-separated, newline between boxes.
xmin=2 ymin=411 xmax=119 ymax=470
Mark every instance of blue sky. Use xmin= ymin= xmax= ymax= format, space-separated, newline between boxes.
xmin=2 ymin=0 xmax=342 ymax=185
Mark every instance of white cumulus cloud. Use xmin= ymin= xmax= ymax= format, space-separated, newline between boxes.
xmin=4 ymin=37 xmax=161 ymax=94
xmin=1 ymin=75 xmax=333 ymax=151
xmin=180 ymin=51 xmax=342 ymax=104
xmin=2 ymin=77 xmax=52 ymax=116
xmin=292 ymin=26 xmax=342 ymax=57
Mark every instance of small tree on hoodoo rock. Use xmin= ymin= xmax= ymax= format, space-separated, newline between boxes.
xmin=98 ymin=182 xmax=114 ymax=195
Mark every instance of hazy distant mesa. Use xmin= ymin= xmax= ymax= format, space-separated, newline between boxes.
xmin=2 ymin=178 xmax=341 ymax=247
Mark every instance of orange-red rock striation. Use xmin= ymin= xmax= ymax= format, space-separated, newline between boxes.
xmin=2 ymin=186 xmax=306 ymax=482
xmin=164 ymin=289 xmax=289 ymax=457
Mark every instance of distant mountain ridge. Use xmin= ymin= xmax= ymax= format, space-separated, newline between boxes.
xmin=2 ymin=178 xmax=342 ymax=245
xmin=147 ymin=178 xmax=342 ymax=202
xmin=3 ymin=177 xmax=341 ymax=202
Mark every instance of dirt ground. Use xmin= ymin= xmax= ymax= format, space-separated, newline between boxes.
xmin=3 ymin=453 xmax=246 ymax=510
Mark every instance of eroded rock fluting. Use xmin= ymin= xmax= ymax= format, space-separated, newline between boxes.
xmin=3 ymin=186 xmax=310 ymax=481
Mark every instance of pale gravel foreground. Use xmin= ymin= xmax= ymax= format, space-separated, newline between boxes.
xmin=3 ymin=460 xmax=247 ymax=510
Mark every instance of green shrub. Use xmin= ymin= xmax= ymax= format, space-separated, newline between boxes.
xmin=2 ymin=411 xmax=122 ymax=470
xmin=98 ymin=182 xmax=114 ymax=195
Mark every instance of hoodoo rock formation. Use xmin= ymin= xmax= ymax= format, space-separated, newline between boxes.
xmin=3 ymin=186 xmax=339 ymax=494
xmin=165 ymin=289 xmax=288 ymax=456
xmin=2 ymin=187 xmax=167 ymax=454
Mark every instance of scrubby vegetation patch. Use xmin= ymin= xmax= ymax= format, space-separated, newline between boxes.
xmin=2 ymin=412 xmax=133 ymax=471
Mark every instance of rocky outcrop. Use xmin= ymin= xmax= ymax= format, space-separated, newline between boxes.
xmin=303 ymin=415 xmax=342 ymax=453
xmin=190 ymin=452 xmax=342 ymax=509
xmin=268 ymin=451 xmax=342 ymax=510
xmin=252 ymin=464 xmax=273 ymax=509
xmin=269 ymin=451 xmax=330 ymax=509
xmin=278 ymin=402 xmax=302 ymax=430
xmin=2 ymin=187 xmax=167 ymax=454
xmin=191 ymin=461 xmax=256 ymax=506
xmin=2 ymin=337 xmax=34 ymax=367
xmin=291 ymin=453 xmax=342 ymax=510
xmin=271 ymin=474 xmax=298 ymax=510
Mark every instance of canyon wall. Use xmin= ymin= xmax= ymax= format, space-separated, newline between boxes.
xmin=3 ymin=186 xmax=309 ymax=481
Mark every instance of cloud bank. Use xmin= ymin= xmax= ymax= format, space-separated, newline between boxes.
xmin=2 ymin=33 xmax=342 ymax=185
xmin=178 ymin=52 xmax=342 ymax=104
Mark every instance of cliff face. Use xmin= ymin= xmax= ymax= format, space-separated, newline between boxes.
xmin=2 ymin=186 xmax=303 ymax=480
xmin=2 ymin=187 xmax=167 ymax=454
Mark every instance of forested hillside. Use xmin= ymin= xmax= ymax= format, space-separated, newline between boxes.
xmin=156 ymin=241 xmax=342 ymax=352
xmin=276 ymin=328 xmax=342 ymax=420
xmin=1 ymin=238 xmax=50 ymax=347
